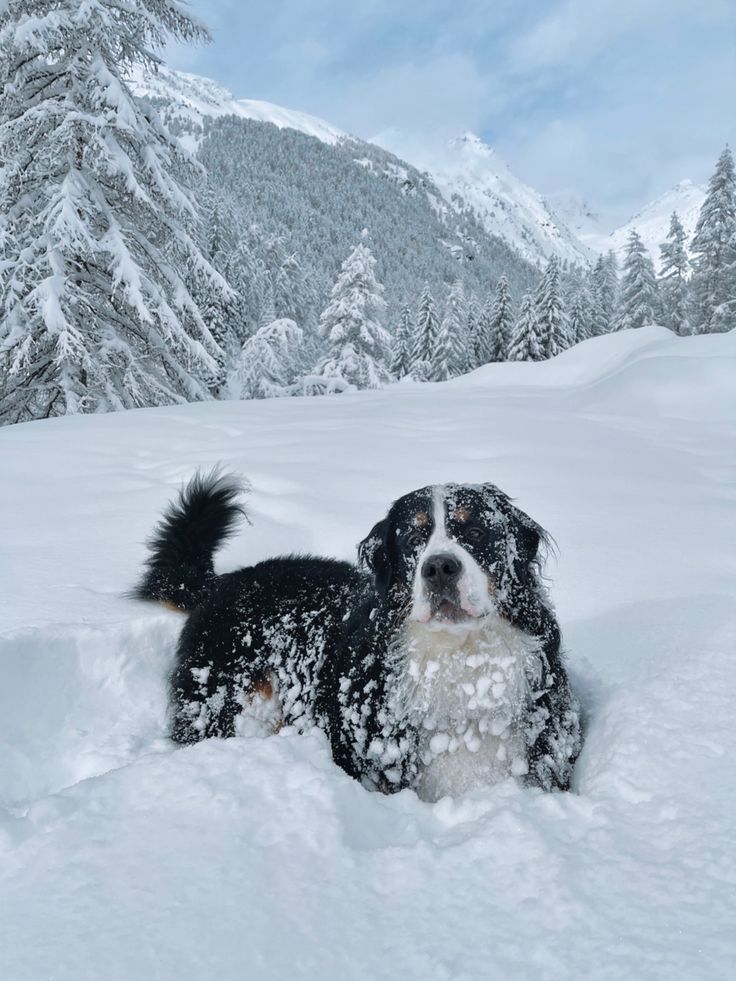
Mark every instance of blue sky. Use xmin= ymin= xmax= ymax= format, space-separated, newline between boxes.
xmin=169 ymin=0 xmax=736 ymax=227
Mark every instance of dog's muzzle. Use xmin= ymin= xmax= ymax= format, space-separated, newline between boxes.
xmin=421 ymin=552 xmax=466 ymax=621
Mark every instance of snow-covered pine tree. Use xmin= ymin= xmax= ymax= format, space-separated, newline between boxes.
xmin=569 ymin=287 xmax=593 ymax=345
xmin=589 ymin=252 xmax=619 ymax=335
xmin=534 ymin=255 xmax=571 ymax=358
xmin=486 ymin=276 xmax=514 ymax=362
xmin=508 ymin=292 xmax=544 ymax=362
xmin=465 ymin=299 xmax=480 ymax=372
xmin=658 ymin=212 xmax=691 ymax=336
xmin=276 ymin=251 xmax=316 ymax=330
xmin=470 ymin=295 xmax=493 ymax=368
xmin=0 ymin=0 xmax=230 ymax=425
xmin=411 ymin=284 xmax=439 ymax=380
xmin=588 ymin=267 xmax=608 ymax=337
xmin=615 ymin=230 xmax=659 ymax=330
xmin=432 ymin=279 xmax=467 ymax=381
xmin=236 ymin=318 xmax=303 ymax=399
xmin=258 ymin=278 xmax=277 ymax=330
xmin=602 ymin=251 xmax=620 ymax=324
xmin=314 ymin=242 xmax=391 ymax=389
xmin=690 ymin=147 xmax=736 ymax=333
xmin=391 ymin=305 xmax=413 ymax=379
xmin=194 ymin=183 xmax=239 ymax=359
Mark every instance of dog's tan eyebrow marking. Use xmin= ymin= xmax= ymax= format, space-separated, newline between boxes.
xmin=453 ymin=507 xmax=471 ymax=523
xmin=413 ymin=511 xmax=429 ymax=527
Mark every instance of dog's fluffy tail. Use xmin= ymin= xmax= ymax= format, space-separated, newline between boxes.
xmin=133 ymin=469 xmax=247 ymax=611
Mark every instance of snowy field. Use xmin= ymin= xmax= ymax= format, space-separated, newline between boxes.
xmin=1 ymin=326 xmax=735 ymax=981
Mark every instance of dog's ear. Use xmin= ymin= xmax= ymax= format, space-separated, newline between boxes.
xmin=357 ymin=517 xmax=392 ymax=598
xmin=481 ymin=484 xmax=546 ymax=568
xmin=506 ymin=502 xmax=543 ymax=567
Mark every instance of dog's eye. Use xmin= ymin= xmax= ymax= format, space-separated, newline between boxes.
xmin=405 ymin=530 xmax=425 ymax=548
xmin=465 ymin=526 xmax=485 ymax=542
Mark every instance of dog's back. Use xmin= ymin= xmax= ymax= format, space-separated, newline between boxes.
xmin=134 ymin=471 xmax=359 ymax=744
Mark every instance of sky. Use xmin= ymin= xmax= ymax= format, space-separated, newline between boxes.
xmin=168 ymin=0 xmax=736 ymax=229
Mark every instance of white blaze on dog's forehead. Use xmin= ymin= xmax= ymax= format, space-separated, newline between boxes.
xmin=409 ymin=486 xmax=494 ymax=623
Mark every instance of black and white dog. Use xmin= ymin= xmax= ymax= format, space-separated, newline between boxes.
xmin=135 ymin=472 xmax=580 ymax=800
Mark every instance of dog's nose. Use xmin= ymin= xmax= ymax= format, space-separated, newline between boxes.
xmin=421 ymin=552 xmax=461 ymax=590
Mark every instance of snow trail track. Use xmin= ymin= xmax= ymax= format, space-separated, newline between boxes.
xmin=1 ymin=327 xmax=735 ymax=980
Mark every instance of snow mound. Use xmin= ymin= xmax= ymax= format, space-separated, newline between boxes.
xmin=1 ymin=328 xmax=735 ymax=979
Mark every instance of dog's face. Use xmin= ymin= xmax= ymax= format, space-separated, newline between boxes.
xmin=358 ymin=483 xmax=546 ymax=628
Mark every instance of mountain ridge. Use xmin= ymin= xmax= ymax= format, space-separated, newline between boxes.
xmin=131 ymin=65 xmax=591 ymax=268
xmin=132 ymin=65 xmax=707 ymax=274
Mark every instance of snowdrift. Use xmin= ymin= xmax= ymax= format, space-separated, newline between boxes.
xmin=1 ymin=327 xmax=735 ymax=980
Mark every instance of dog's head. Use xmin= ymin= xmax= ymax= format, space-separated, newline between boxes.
xmin=358 ymin=483 xmax=550 ymax=629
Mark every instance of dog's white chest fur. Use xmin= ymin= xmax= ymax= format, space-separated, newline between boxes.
xmin=390 ymin=613 xmax=541 ymax=802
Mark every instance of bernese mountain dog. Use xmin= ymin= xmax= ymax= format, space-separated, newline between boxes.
xmin=134 ymin=472 xmax=580 ymax=800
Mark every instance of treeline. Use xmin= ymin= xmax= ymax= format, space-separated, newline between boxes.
xmin=0 ymin=0 xmax=732 ymax=425
xmin=230 ymin=145 xmax=735 ymax=398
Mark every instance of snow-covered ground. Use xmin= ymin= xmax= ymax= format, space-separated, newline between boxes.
xmin=1 ymin=327 xmax=735 ymax=980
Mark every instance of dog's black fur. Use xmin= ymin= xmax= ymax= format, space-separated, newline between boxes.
xmin=134 ymin=472 xmax=580 ymax=794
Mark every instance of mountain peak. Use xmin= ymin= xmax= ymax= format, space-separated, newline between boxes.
xmin=589 ymin=178 xmax=706 ymax=270
xmin=133 ymin=65 xmax=592 ymax=268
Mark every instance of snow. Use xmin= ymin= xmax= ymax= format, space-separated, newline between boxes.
xmin=375 ymin=129 xmax=594 ymax=267
xmin=130 ymin=66 xmax=592 ymax=268
xmin=128 ymin=64 xmax=712 ymax=280
xmin=547 ymin=190 xmax=603 ymax=241
xmin=590 ymin=179 xmax=707 ymax=271
xmin=128 ymin=63 xmax=347 ymax=150
xmin=1 ymin=327 xmax=735 ymax=979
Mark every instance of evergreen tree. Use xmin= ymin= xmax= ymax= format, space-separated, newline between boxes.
xmin=259 ymin=278 xmax=277 ymax=330
xmin=432 ymin=279 xmax=467 ymax=381
xmin=534 ymin=256 xmax=571 ymax=358
xmin=470 ymin=295 xmax=494 ymax=367
xmin=411 ymin=284 xmax=439 ymax=380
xmin=690 ymin=147 xmax=736 ymax=333
xmin=615 ymin=230 xmax=659 ymax=330
xmin=391 ymin=306 xmax=414 ymax=379
xmin=465 ymin=299 xmax=481 ymax=372
xmin=0 ymin=0 xmax=228 ymax=425
xmin=569 ymin=287 xmax=593 ymax=345
xmin=508 ymin=292 xmax=544 ymax=362
xmin=237 ymin=319 xmax=303 ymax=399
xmin=658 ymin=212 xmax=691 ymax=335
xmin=602 ymin=251 xmax=620 ymax=323
xmin=486 ymin=276 xmax=514 ymax=362
xmin=589 ymin=252 xmax=619 ymax=335
xmin=314 ymin=243 xmax=391 ymax=389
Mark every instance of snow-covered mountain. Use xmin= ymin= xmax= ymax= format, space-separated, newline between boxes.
xmin=132 ymin=66 xmax=591 ymax=269
xmin=130 ymin=64 xmax=540 ymax=329
xmin=129 ymin=64 xmax=346 ymax=150
xmin=591 ymin=179 xmax=706 ymax=270
xmin=546 ymin=191 xmax=604 ymax=243
xmin=375 ymin=129 xmax=594 ymax=268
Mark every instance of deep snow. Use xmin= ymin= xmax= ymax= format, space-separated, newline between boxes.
xmin=1 ymin=327 xmax=735 ymax=980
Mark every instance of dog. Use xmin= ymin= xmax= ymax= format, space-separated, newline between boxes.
xmin=134 ymin=471 xmax=581 ymax=800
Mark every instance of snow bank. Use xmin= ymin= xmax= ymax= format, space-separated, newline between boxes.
xmin=1 ymin=327 xmax=734 ymax=979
